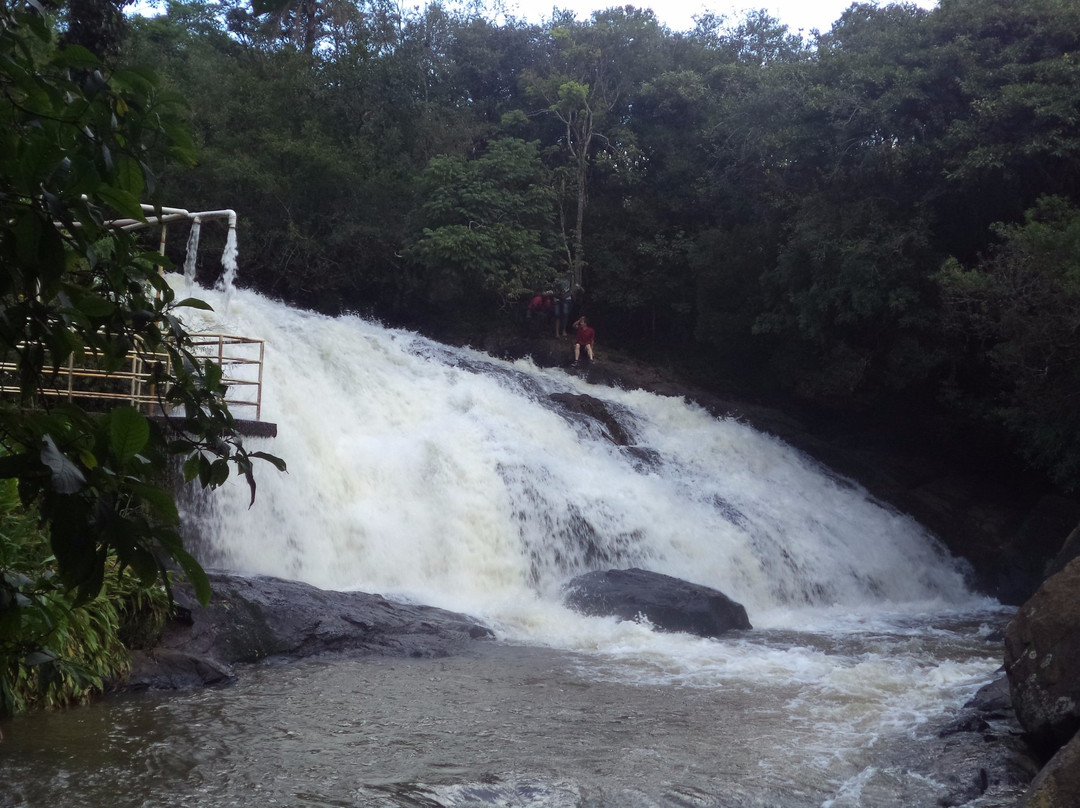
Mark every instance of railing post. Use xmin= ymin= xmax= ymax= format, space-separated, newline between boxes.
xmin=256 ymin=339 xmax=265 ymax=420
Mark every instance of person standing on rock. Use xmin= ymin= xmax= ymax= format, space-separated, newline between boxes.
xmin=572 ymin=316 xmax=595 ymax=365
xmin=554 ymin=277 xmax=573 ymax=339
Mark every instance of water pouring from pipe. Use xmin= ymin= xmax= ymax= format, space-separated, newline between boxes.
xmin=182 ymin=219 xmax=201 ymax=290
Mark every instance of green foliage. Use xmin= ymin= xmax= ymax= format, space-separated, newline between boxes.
xmin=0 ymin=3 xmax=283 ymax=692
xmin=0 ymin=479 xmax=170 ymax=716
xmin=404 ymin=138 xmax=557 ymax=302
xmin=937 ymin=196 xmax=1080 ymax=488
xmin=119 ymin=0 xmax=1080 ymax=492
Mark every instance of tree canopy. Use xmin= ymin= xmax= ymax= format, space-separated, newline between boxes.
xmin=117 ymin=0 xmax=1080 ymax=490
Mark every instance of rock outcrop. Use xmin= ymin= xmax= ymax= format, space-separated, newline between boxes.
xmin=1005 ymin=556 xmax=1080 ymax=757
xmin=563 ymin=568 xmax=751 ymax=637
xmin=124 ymin=571 xmax=493 ymax=690
xmin=1020 ymin=731 xmax=1080 ymax=808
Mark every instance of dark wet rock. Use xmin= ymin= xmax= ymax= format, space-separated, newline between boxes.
xmin=964 ymin=675 xmax=1013 ymax=718
xmin=1044 ymin=520 xmax=1080 ymax=581
xmin=125 ymin=648 xmax=236 ymax=690
xmin=1005 ymin=557 xmax=1080 ymax=758
xmin=548 ymin=392 xmax=632 ymax=446
xmin=919 ymin=729 xmax=1040 ymax=808
xmin=123 ymin=571 xmax=493 ymax=690
xmin=1020 ymin=730 xmax=1080 ymax=808
xmin=563 ymin=568 xmax=751 ymax=637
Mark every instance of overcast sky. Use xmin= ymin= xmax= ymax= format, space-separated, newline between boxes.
xmin=131 ymin=0 xmax=940 ymax=38
xmin=502 ymin=0 xmax=939 ymax=35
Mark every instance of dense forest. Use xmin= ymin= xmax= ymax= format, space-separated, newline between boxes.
xmin=121 ymin=0 xmax=1080 ymax=491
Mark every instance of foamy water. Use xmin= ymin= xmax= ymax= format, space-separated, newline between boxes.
xmin=0 ymin=280 xmax=1019 ymax=808
xmin=174 ymin=279 xmax=1004 ymax=715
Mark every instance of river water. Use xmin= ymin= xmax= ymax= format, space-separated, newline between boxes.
xmin=0 ymin=281 xmax=1023 ymax=807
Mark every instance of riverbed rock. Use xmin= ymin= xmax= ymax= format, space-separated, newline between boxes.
xmin=1004 ymin=556 xmax=1080 ymax=758
xmin=1020 ymin=730 xmax=1080 ymax=808
xmin=124 ymin=571 xmax=493 ymax=689
xmin=547 ymin=392 xmax=632 ymax=446
xmin=563 ymin=568 xmax=751 ymax=637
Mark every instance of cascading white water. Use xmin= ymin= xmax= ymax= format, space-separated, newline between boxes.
xmin=215 ymin=225 xmax=238 ymax=297
xmin=182 ymin=220 xmax=201 ymax=288
xmin=176 ymin=278 xmax=998 ymax=668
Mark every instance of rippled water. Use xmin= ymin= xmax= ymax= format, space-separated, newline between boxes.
xmin=0 ymin=612 xmax=1021 ymax=808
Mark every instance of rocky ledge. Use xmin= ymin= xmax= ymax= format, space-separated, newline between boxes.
xmin=122 ymin=571 xmax=493 ymax=690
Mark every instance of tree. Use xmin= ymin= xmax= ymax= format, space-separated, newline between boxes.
xmin=523 ymin=8 xmax=665 ymax=290
xmin=937 ymin=196 xmax=1080 ymax=489
xmin=403 ymin=137 xmax=557 ymax=304
xmin=0 ymin=3 xmax=283 ymax=697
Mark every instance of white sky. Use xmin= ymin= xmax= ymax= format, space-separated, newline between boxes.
xmin=131 ymin=0 xmax=939 ymax=37
xmin=505 ymin=0 xmax=939 ymax=35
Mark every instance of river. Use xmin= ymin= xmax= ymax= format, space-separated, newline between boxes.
xmin=0 ymin=280 xmax=1025 ymax=807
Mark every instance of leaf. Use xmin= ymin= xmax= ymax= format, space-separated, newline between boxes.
xmin=114 ymin=155 xmax=146 ymax=198
xmin=52 ymin=45 xmax=99 ymax=70
xmin=182 ymin=453 xmax=201 ymax=483
xmin=23 ymin=650 xmax=58 ymax=666
xmin=40 ymin=435 xmax=86 ymax=494
xmin=172 ymin=547 xmax=212 ymax=607
xmin=127 ymin=480 xmax=179 ymax=524
xmin=174 ymin=297 xmax=214 ymax=311
xmin=95 ymin=185 xmax=144 ymax=220
xmin=76 ymin=293 xmax=116 ymax=318
xmin=250 ymin=451 xmax=288 ymax=473
xmin=109 ymin=407 xmax=150 ymax=462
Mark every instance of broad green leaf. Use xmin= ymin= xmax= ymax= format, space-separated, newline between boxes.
xmin=114 ymin=154 xmax=145 ymax=198
xmin=95 ymin=185 xmax=144 ymax=220
xmin=182 ymin=453 xmax=201 ymax=483
xmin=174 ymin=297 xmax=214 ymax=311
xmin=128 ymin=480 xmax=179 ymax=524
xmin=172 ymin=546 xmax=211 ymax=607
xmin=250 ymin=451 xmax=288 ymax=473
xmin=109 ymin=407 xmax=150 ymax=462
xmin=40 ymin=435 xmax=86 ymax=494
xmin=23 ymin=650 xmax=58 ymax=666
xmin=75 ymin=293 xmax=116 ymax=318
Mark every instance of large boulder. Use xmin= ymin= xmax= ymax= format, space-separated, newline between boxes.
xmin=1020 ymin=730 xmax=1080 ymax=808
xmin=124 ymin=571 xmax=493 ymax=690
xmin=1005 ymin=556 xmax=1080 ymax=757
xmin=563 ymin=568 xmax=751 ymax=637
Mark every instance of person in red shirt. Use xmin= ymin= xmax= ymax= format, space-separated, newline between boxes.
xmin=572 ymin=316 xmax=595 ymax=364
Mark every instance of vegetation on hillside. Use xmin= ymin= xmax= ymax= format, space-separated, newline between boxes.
xmin=121 ymin=0 xmax=1080 ymax=491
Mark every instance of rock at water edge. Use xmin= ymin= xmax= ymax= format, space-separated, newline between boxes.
xmin=563 ymin=567 xmax=751 ymax=637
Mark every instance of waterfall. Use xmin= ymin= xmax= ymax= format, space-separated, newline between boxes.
xmin=175 ymin=279 xmax=986 ymax=650
xmin=182 ymin=221 xmax=201 ymax=289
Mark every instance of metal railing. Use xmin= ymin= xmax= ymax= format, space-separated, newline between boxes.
xmin=189 ymin=334 xmax=265 ymax=420
xmin=0 ymin=334 xmax=266 ymax=420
